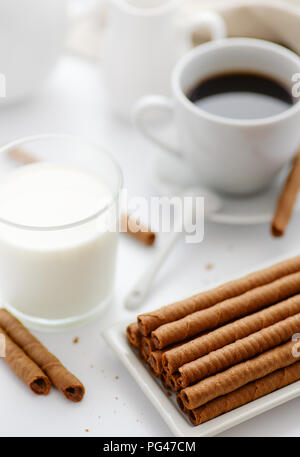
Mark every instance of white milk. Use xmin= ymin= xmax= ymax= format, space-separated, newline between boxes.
xmin=0 ymin=163 xmax=118 ymax=322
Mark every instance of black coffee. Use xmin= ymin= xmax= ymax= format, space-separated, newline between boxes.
xmin=187 ymin=72 xmax=296 ymax=120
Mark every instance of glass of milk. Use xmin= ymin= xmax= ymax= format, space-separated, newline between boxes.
xmin=0 ymin=134 xmax=123 ymax=331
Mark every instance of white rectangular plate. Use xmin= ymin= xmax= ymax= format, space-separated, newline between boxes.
xmin=103 ymin=251 xmax=300 ymax=437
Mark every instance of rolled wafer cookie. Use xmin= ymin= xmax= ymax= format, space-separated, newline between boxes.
xmin=148 ymin=350 xmax=164 ymax=376
xmin=163 ymin=294 xmax=300 ymax=374
xmin=127 ymin=322 xmax=142 ymax=348
xmin=152 ymin=271 xmax=300 ymax=349
xmin=184 ymin=360 xmax=300 ymax=426
xmin=159 ymin=371 xmax=180 ymax=392
xmin=140 ymin=336 xmax=154 ymax=360
xmin=7 ymin=148 xmax=38 ymax=165
xmin=178 ymin=313 xmax=300 ymax=388
xmin=160 ymin=371 xmax=173 ymax=390
xmin=167 ymin=372 xmax=181 ymax=392
xmin=180 ymin=340 xmax=297 ymax=410
xmin=0 ymin=309 xmax=85 ymax=402
xmin=272 ymin=148 xmax=300 ymax=237
xmin=0 ymin=327 xmax=51 ymax=395
xmin=120 ymin=214 xmax=156 ymax=246
xmin=138 ymin=255 xmax=300 ymax=336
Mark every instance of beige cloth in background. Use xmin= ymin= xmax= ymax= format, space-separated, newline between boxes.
xmin=190 ymin=0 xmax=300 ymax=54
xmin=66 ymin=0 xmax=300 ymax=59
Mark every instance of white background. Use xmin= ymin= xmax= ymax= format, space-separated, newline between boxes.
xmin=1 ymin=0 xmax=300 ymax=437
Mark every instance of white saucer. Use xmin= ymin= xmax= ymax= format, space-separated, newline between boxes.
xmin=152 ymin=155 xmax=300 ymax=225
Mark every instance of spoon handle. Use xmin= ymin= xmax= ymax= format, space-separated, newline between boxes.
xmin=125 ymin=230 xmax=182 ymax=310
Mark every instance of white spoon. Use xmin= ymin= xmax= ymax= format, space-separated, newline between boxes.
xmin=124 ymin=187 xmax=223 ymax=310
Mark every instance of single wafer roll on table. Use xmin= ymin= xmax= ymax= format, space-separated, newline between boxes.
xmin=184 ymin=360 xmax=300 ymax=426
xmin=0 ymin=309 xmax=85 ymax=402
xmin=7 ymin=148 xmax=39 ymax=165
xmin=180 ymin=340 xmax=297 ymax=410
xmin=120 ymin=214 xmax=156 ymax=246
xmin=163 ymin=294 xmax=300 ymax=374
xmin=152 ymin=271 xmax=300 ymax=349
xmin=272 ymin=148 xmax=300 ymax=237
xmin=127 ymin=323 xmax=142 ymax=348
xmin=178 ymin=313 xmax=300 ymax=388
xmin=138 ymin=255 xmax=300 ymax=336
xmin=0 ymin=327 xmax=51 ymax=395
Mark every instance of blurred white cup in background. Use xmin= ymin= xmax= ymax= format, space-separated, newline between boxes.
xmin=0 ymin=0 xmax=67 ymax=104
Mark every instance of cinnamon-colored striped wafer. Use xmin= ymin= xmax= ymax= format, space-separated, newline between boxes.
xmin=180 ymin=340 xmax=297 ymax=410
xmin=7 ymin=148 xmax=38 ymax=165
xmin=127 ymin=323 xmax=141 ymax=348
xmin=161 ymin=371 xmax=173 ymax=390
xmin=148 ymin=350 xmax=164 ymax=376
xmin=138 ymin=255 xmax=300 ymax=336
xmin=163 ymin=294 xmax=300 ymax=374
xmin=0 ymin=309 xmax=85 ymax=402
xmin=120 ymin=214 xmax=156 ymax=246
xmin=186 ymin=360 xmax=300 ymax=426
xmin=152 ymin=271 xmax=300 ymax=349
xmin=168 ymin=372 xmax=181 ymax=392
xmin=177 ymin=395 xmax=189 ymax=413
xmin=0 ymin=327 xmax=51 ymax=395
xmin=140 ymin=336 xmax=154 ymax=360
xmin=178 ymin=313 xmax=300 ymax=388
xmin=272 ymin=148 xmax=300 ymax=237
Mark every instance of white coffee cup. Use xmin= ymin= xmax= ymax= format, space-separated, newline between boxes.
xmin=0 ymin=0 xmax=67 ymax=104
xmin=102 ymin=0 xmax=226 ymax=118
xmin=134 ymin=38 xmax=300 ymax=195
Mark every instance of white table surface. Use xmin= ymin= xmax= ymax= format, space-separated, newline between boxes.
xmin=1 ymin=53 xmax=300 ymax=438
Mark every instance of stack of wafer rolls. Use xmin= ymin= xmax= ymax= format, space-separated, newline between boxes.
xmin=127 ymin=255 xmax=300 ymax=425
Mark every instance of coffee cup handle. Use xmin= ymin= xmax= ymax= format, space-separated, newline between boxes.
xmin=133 ymin=95 xmax=183 ymax=159
xmin=183 ymin=11 xmax=227 ymax=43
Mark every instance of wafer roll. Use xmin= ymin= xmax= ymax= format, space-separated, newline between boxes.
xmin=168 ymin=372 xmax=181 ymax=392
xmin=177 ymin=395 xmax=189 ymax=413
xmin=0 ymin=309 xmax=85 ymax=402
xmin=161 ymin=371 xmax=173 ymax=390
xmin=272 ymin=148 xmax=300 ymax=237
xmin=148 ymin=350 xmax=164 ymax=376
xmin=153 ymin=271 xmax=300 ymax=349
xmin=7 ymin=148 xmax=38 ymax=165
xmin=138 ymin=255 xmax=300 ymax=336
xmin=127 ymin=323 xmax=141 ymax=348
xmin=180 ymin=340 xmax=297 ymax=410
xmin=160 ymin=371 xmax=180 ymax=391
xmin=0 ymin=327 xmax=51 ymax=395
xmin=120 ymin=214 xmax=156 ymax=246
xmin=178 ymin=313 xmax=300 ymax=388
xmin=187 ymin=360 xmax=300 ymax=426
xmin=140 ymin=336 xmax=154 ymax=360
xmin=163 ymin=294 xmax=300 ymax=374
xmin=139 ymin=342 xmax=149 ymax=361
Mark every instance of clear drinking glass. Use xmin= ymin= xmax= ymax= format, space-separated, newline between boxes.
xmin=0 ymin=134 xmax=123 ymax=331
